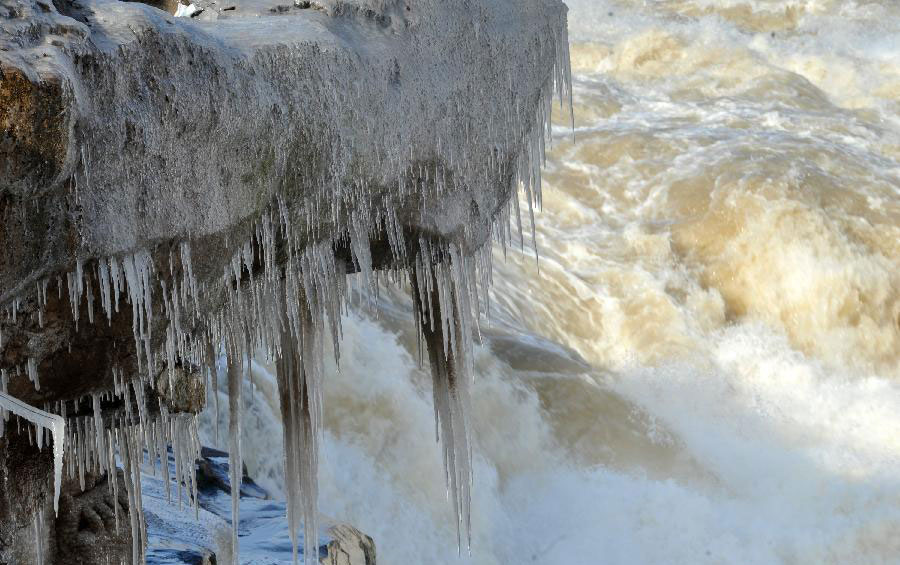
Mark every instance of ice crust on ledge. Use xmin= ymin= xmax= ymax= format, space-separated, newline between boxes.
xmin=0 ymin=0 xmax=573 ymax=562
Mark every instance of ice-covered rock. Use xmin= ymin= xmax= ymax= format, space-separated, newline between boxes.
xmin=0 ymin=0 xmax=571 ymax=561
xmin=1 ymin=0 xmax=569 ymax=300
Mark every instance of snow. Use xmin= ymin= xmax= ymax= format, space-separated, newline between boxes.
xmin=174 ymin=3 xmax=199 ymax=18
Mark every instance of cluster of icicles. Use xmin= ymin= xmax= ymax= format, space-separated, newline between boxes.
xmin=0 ymin=18 xmax=573 ymax=565
xmin=0 ymin=387 xmax=201 ymax=565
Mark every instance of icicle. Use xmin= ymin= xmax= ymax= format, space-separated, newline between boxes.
xmin=227 ymin=350 xmax=243 ymax=564
xmin=276 ymin=316 xmax=321 ymax=565
xmin=107 ymin=429 xmax=120 ymax=534
xmin=157 ymin=406 xmax=172 ymax=503
xmin=92 ymin=394 xmax=106 ymax=474
xmin=26 ymin=357 xmax=40 ymax=391
xmin=86 ymin=276 xmax=95 ymax=325
xmin=134 ymin=433 xmax=148 ymax=562
xmin=174 ymin=417 xmax=184 ymax=509
xmin=206 ymin=339 xmax=220 ymax=444
xmin=0 ymin=392 xmax=65 ymax=514
xmin=99 ymin=258 xmax=112 ymax=321
xmin=410 ymin=253 xmax=473 ymax=552
xmin=77 ymin=417 xmax=86 ymax=492
xmin=119 ymin=429 xmax=141 ymax=565
xmin=0 ymin=392 xmax=66 ymax=512
xmin=118 ymin=424 xmax=149 ymax=564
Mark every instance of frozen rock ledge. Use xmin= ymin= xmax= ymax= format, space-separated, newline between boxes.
xmin=0 ymin=0 xmax=572 ymax=562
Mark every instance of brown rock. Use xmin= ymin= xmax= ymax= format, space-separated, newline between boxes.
xmin=55 ymin=470 xmax=132 ymax=564
xmin=0 ymin=65 xmax=69 ymax=195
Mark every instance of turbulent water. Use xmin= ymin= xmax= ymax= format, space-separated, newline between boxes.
xmin=200 ymin=1 xmax=900 ymax=563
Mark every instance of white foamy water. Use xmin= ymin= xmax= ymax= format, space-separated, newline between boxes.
xmin=201 ymin=1 xmax=900 ymax=563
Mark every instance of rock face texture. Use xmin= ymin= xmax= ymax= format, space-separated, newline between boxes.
xmin=56 ymin=470 xmax=133 ymax=564
xmin=0 ymin=0 xmax=571 ymax=561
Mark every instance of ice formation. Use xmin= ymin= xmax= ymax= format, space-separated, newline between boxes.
xmin=227 ymin=353 xmax=244 ymax=559
xmin=0 ymin=0 xmax=573 ymax=562
xmin=0 ymin=392 xmax=65 ymax=514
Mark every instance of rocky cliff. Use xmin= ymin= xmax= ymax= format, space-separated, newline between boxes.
xmin=0 ymin=0 xmax=571 ymax=561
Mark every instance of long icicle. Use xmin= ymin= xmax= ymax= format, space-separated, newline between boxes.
xmin=276 ymin=304 xmax=321 ymax=565
xmin=206 ymin=338 xmax=220 ymax=445
xmin=410 ymin=255 xmax=473 ymax=552
xmin=276 ymin=327 xmax=301 ymax=563
xmin=227 ymin=345 xmax=243 ymax=564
